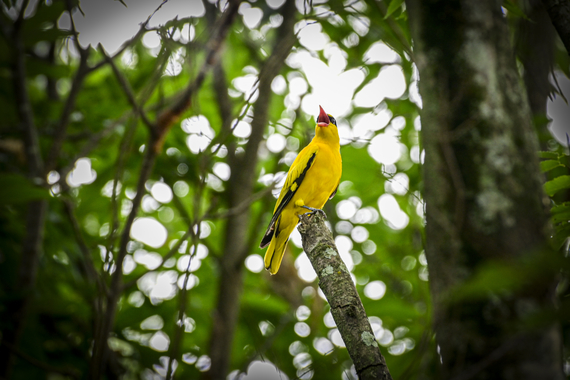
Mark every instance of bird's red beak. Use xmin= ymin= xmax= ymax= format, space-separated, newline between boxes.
xmin=317 ymin=105 xmax=330 ymax=127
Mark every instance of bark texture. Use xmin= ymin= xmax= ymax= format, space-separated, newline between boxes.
xmin=405 ymin=0 xmax=564 ymax=379
xmin=298 ymin=213 xmax=392 ymax=380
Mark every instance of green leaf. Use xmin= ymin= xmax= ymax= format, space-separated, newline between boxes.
xmin=540 ymin=159 xmax=563 ymax=172
xmin=539 ymin=151 xmax=559 ymax=159
xmin=0 ymin=174 xmax=49 ymax=204
xmin=544 ymin=175 xmax=570 ymax=197
xmin=552 ymin=210 xmax=570 ymax=225
xmin=384 ymin=0 xmax=405 ymax=19
xmin=551 ymin=203 xmax=570 ymax=225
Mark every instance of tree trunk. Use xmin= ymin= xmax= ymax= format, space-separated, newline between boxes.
xmin=405 ymin=0 xmax=564 ymax=379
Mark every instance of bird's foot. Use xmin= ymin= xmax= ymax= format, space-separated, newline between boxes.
xmin=301 ymin=205 xmax=327 ymax=218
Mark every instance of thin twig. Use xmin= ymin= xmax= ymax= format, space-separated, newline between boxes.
xmin=206 ymin=183 xmax=276 ymax=220
xmin=99 ymin=45 xmax=157 ymax=132
xmin=57 ymin=112 xmax=132 ymax=187
xmin=46 ymin=0 xmax=91 ymax=172
xmin=89 ymin=2 xmax=243 ymax=376
xmin=88 ymin=1 xmax=160 ymax=72
xmin=105 ymin=117 xmax=139 ymax=279
xmin=62 ymin=198 xmax=107 ymax=293
xmin=152 ymin=0 xmax=244 ymax=153
xmin=46 ymin=52 xmax=89 ymax=172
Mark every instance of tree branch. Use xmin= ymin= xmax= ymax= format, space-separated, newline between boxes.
xmin=46 ymin=0 xmax=91 ymax=172
xmin=99 ymin=45 xmax=157 ymax=132
xmin=89 ymin=2 xmax=243 ymax=377
xmin=298 ymin=213 xmax=392 ymax=380
xmin=46 ymin=51 xmax=89 ymax=172
xmin=204 ymin=0 xmax=297 ymax=377
xmin=0 ymin=5 xmax=48 ymax=377
xmin=152 ymin=0 xmax=244 ymax=153
xmin=62 ymin=198 xmax=106 ymax=293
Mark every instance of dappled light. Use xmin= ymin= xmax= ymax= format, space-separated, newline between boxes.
xmin=67 ymin=158 xmax=97 ymax=187
xmin=3 ymin=0 xmax=569 ymax=379
xmin=131 ymin=217 xmax=168 ymax=248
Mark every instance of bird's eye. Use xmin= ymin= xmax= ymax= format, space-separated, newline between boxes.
xmin=329 ymin=116 xmax=336 ymax=125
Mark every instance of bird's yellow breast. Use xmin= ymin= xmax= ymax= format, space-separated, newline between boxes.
xmin=291 ymin=141 xmax=342 ymax=214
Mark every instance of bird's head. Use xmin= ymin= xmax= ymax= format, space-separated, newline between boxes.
xmin=315 ymin=105 xmax=339 ymax=144
xmin=316 ymin=105 xmax=337 ymax=128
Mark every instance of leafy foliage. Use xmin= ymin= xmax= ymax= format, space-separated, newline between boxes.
xmin=0 ymin=0 xmax=569 ymax=379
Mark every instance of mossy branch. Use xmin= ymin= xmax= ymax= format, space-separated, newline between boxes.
xmin=298 ymin=213 xmax=392 ymax=380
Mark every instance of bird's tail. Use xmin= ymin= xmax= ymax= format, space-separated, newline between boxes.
xmin=264 ymin=223 xmax=295 ymax=275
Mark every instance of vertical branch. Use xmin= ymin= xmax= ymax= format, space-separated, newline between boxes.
xmin=297 ymin=213 xmax=392 ymax=380
xmin=0 ymin=1 xmax=47 ymax=377
xmin=45 ymin=50 xmax=90 ymax=172
xmin=204 ymin=1 xmax=298 ymax=378
xmin=105 ymin=118 xmax=139 ymax=276
xmin=89 ymin=2 xmax=243 ymax=378
xmin=46 ymin=0 xmax=91 ymax=172
xmin=90 ymin=139 xmax=158 ymax=380
xmin=515 ymin=0 xmax=555 ymax=149
xmin=164 ymin=174 xmax=204 ymax=380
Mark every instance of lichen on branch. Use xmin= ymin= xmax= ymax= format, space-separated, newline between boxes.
xmin=298 ymin=213 xmax=392 ymax=380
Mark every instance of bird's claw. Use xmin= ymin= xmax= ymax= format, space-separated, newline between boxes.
xmin=301 ymin=205 xmax=327 ymax=219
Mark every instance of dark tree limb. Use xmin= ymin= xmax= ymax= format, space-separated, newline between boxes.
xmin=45 ymin=51 xmax=89 ymax=172
xmin=165 ymin=166 xmax=206 ymax=380
xmin=298 ymin=213 xmax=392 ymax=380
xmin=89 ymin=2 xmax=243 ymax=378
xmin=45 ymin=0 xmax=91 ymax=172
xmin=62 ymin=198 xmax=106 ymax=293
xmin=152 ymin=0 xmax=243 ymax=153
xmin=542 ymin=0 xmax=570 ymax=56
xmin=515 ymin=0 xmax=555 ymax=149
xmin=204 ymin=1 xmax=297 ymax=378
xmin=0 ymin=2 xmax=48 ymax=376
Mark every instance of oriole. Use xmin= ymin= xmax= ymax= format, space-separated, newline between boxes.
xmin=260 ymin=106 xmax=342 ymax=275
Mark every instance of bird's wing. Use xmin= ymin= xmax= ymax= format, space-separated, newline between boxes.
xmin=259 ymin=145 xmax=319 ymax=248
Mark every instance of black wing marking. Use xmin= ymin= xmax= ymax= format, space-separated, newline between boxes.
xmin=259 ymin=152 xmax=317 ymax=248
xmin=264 ymin=215 xmax=283 ymax=269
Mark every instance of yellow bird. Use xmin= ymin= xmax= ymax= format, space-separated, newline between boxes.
xmin=260 ymin=106 xmax=342 ymax=275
